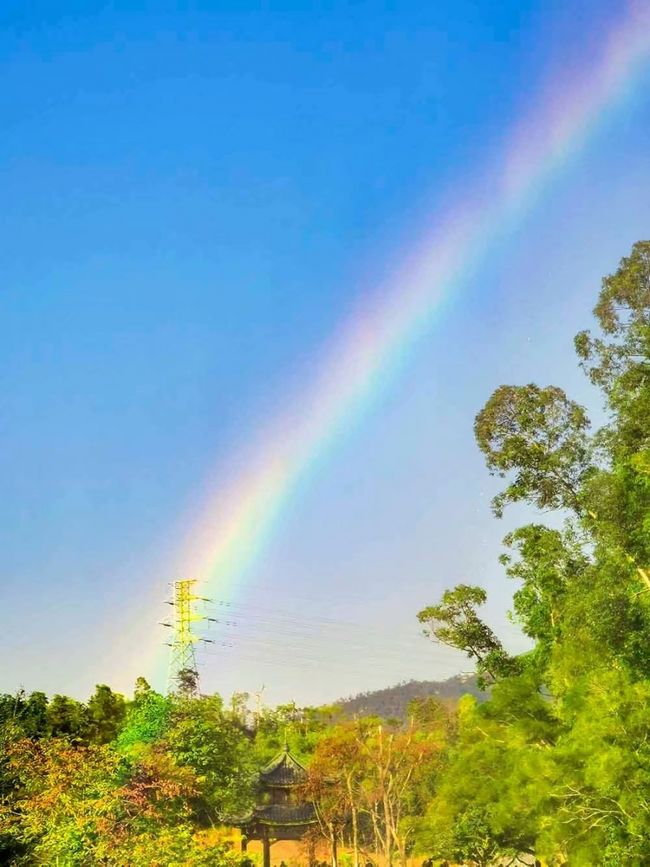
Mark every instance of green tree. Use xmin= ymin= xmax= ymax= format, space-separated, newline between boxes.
xmin=0 ymin=691 xmax=49 ymax=739
xmin=416 ymin=684 xmax=554 ymax=865
xmin=22 ymin=692 xmax=49 ymax=738
xmin=87 ymin=684 xmax=127 ymax=745
xmin=474 ymin=383 xmax=592 ymax=517
xmin=118 ymin=685 xmax=171 ymax=756
xmin=417 ymin=242 xmax=650 ymax=862
xmin=253 ymin=701 xmax=335 ymax=764
xmin=575 ymin=240 xmax=650 ymax=408
xmin=166 ymin=694 xmax=255 ymax=823
xmin=46 ymin=694 xmax=88 ymax=740
xmin=133 ymin=676 xmax=152 ymax=702
xmin=417 ymin=584 xmax=519 ymax=688
xmin=0 ymin=711 xmax=28 ymax=862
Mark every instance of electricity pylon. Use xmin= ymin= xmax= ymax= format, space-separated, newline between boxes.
xmin=162 ymin=579 xmax=214 ymax=695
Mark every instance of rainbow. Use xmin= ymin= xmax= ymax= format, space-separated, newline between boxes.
xmin=150 ymin=3 xmax=650 ymax=679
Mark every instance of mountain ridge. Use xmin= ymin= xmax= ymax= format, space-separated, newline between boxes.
xmin=336 ymin=674 xmax=488 ymax=720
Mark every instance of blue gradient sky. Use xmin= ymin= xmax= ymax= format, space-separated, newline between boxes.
xmin=1 ymin=1 xmax=649 ymax=704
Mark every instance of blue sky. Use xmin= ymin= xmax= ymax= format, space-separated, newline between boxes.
xmin=1 ymin=1 xmax=649 ymax=704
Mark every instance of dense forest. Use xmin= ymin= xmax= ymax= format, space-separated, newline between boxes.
xmin=1 ymin=241 xmax=650 ymax=865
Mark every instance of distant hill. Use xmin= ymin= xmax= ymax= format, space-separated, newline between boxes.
xmin=337 ymin=674 xmax=488 ymax=720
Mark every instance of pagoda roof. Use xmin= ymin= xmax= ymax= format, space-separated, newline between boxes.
xmin=259 ymin=746 xmax=307 ymax=787
xmin=249 ymin=803 xmax=316 ymax=826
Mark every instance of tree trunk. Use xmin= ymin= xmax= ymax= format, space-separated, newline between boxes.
xmin=330 ymin=824 xmax=338 ymax=867
xmin=396 ymin=835 xmax=408 ymax=867
xmin=369 ymin=804 xmax=384 ymax=862
xmin=351 ymin=804 xmax=360 ymax=867
xmin=382 ymin=792 xmax=393 ymax=867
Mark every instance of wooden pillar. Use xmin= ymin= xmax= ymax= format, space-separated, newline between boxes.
xmin=263 ymin=833 xmax=271 ymax=867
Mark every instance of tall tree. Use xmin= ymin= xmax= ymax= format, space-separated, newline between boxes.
xmin=305 ymin=721 xmax=368 ymax=867
xmin=416 ymin=242 xmax=650 ymax=863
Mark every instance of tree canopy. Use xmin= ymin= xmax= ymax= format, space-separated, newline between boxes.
xmin=415 ymin=240 xmax=650 ymax=864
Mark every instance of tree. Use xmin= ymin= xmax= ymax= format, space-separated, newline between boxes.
xmin=575 ymin=240 xmax=650 ymax=412
xmin=175 ymin=667 xmax=200 ymax=697
xmin=416 ymin=684 xmax=555 ymax=865
xmin=0 ymin=691 xmax=49 ymax=739
xmin=416 ymin=241 xmax=650 ymax=864
xmin=575 ymin=240 xmax=650 ymax=590
xmin=46 ymin=694 xmax=88 ymax=740
xmin=306 ymin=715 xmax=444 ymax=867
xmin=87 ymin=684 xmax=126 ymax=745
xmin=165 ymin=694 xmax=255 ymax=823
xmin=21 ymin=692 xmax=49 ymax=738
xmin=133 ymin=676 xmax=152 ymax=702
xmin=304 ymin=722 xmax=367 ymax=867
xmin=498 ymin=523 xmax=590 ymax=675
xmin=474 ymin=383 xmax=592 ymax=517
xmin=3 ymin=737 xmax=122 ymax=863
xmin=417 ymin=584 xmax=519 ymax=688
xmin=357 ymin=720 xmax=441 ymax=867
xmin=0 ymin=707 xmax=28 ymax=862
xmin=253 ymin=701 xmax=335 ymax=764
xmin=117 ymin=686 xmax=171 ymax=756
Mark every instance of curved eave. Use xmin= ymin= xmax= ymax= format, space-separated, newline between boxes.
xmin=258 ymin=781 xmax=301 ymax=789
xmin=248 ymin=819 xmax=318 ymax=828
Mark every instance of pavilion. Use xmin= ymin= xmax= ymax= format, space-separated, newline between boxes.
xmin=237 ymin=745 xmax=317 ymax=867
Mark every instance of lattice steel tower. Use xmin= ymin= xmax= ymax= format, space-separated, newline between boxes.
xmin=162 ymin=579 xmax=213 ymax=695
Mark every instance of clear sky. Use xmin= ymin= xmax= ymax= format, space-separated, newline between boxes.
xmin=1 ymin=1 xmax=649 ymax=706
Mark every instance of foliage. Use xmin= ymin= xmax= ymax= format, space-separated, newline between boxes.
xmin=87 ymin=684 xmax=127 ymax=744
xmin=3 ymin=241 xmax=650 ymax=864
xmin=117 ymin=685 xmax=171 ymax=755
xmin=0 ymin=681 xmax=260 ymax=865
xmin=165 ymin=693 xmax=255 ymax=822
xmin=305 ymin=715 xmax=446 ymax=867
xmin=46 ymin=693 xmax=89 ymax=741
xmin=414 ymin=240 xmax=650 ymax=864
xmin=253 ymin=701 xmax=338 ymax=764
xmin=474 ymin=383 xmax=592 ymax=517
xmin=416 ymin=684 xmax=555 ymax=864
xmin=417 ymin=584 xmax=520 ymax=688
xmin=1 ymin=735 xmax=242 ymax=865
xmin=0 ymin=690 xmax=49 ymax=739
